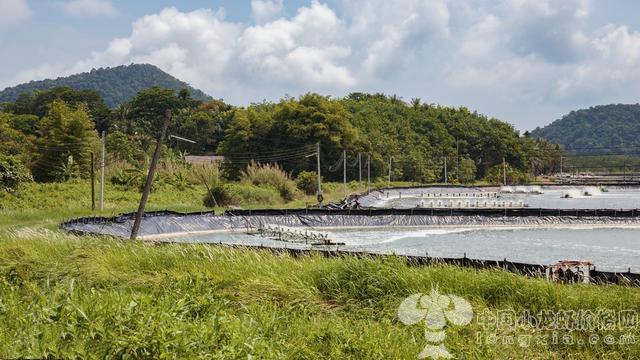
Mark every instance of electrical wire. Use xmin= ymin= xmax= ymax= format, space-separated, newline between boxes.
xmin=221 ymin=145 xmax=316 ymax=160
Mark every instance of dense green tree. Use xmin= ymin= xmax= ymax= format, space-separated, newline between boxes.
xmin=0 ymin=154 xmax=32 ymax=192
xmin=8 ymin=114 xmax=39 ymax=137
xmin=218 ymin=93 xmax=363 ymax=180
xmin=173 ymin=100 xmax=235 ymax=153
xmin=31 ymin=101 xmax=98 ymax=182
xmin=115 ymin=87 xmax=203 ymax=155
xmin=5 ymin=87 xmax=112 ymax=132
xmin=458 ymin=157 xmax=477 ymax=184
xmin=0 ymin=113 xmax=34 ymax=166
xmin=217 ymin=108 xmax=274 ymax=178
xmin=431 ymin=106 xmax=526 ymax=178
xmin=343 ymin=93 xmax=452 ymax=183
xmin=485 ymin=163 xmax=529 ymax=185
xmin=0 ymin=83 xmax=566 ymax=184
xmin=267 ymin=93 xmax=363 ymax=180
xmin=532 ymin=104 xmax=640 ymax=155
xmin=105 ymin=130 xmax=146 ymax=164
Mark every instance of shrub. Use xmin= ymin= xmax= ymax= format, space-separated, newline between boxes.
xmin=0 ymin=155 xmax=32 ymax=192
xmin=458 ymin=157 xmax=477 ymax=184
xmin=189 ymin=163 xmax=222 ymax=188
xmin=229 ymin=183 xmax=281 ymax=205
xmin=484 ymin=163 xmax=529 ymax=185
xmin=295 ymin=171 xmax=319 ymax=195
xmin=241 ymin=162 xmax=299 ymax=202
xmin=203 ymin=183 xmax=238 ymax=207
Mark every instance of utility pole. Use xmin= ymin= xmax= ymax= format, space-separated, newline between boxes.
xmin=99 ymin=131 xmax=105 ymax=210
xmin=367 ymin=155 xmax=371 ymax=191
xmin=503 ymin=157 xmax=507 ymax=185
xmin=531 ymin=159 xmax=535 ymax=182
xmin=456 ymin=137 xmax=460 ymax=182
xmin=316 ymin=142 xmax=322 ymax=202
xmin=358 ymin=153 xmax=362 ymax=193
xmin=130 ymin=110 xmax=172 ymax=240
xmin=560 ymin=156 xmax=563 ymax=181
xmin=444 ymin=155 xmax=448 ymax=184
xmin=90 ymin=152 xmax=95 ymax=211
xmin=388 ymin=156 xmax=393 ymax=188
xmin=343 ymin=150 xmax=347 ymax=196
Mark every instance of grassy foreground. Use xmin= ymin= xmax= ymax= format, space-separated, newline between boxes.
xmin=1 ymin=183 xmax=639 ymax=358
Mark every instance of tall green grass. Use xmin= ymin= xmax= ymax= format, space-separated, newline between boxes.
xmin=4 ymin=181 xmax=637 ymax=358
xmin=0 ymin=231 xmax=638 ymax=358
xmin=241 ymin=162 xmax=299 ymax=202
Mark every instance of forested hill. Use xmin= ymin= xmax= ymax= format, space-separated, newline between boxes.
xmin=531 ymin=104 xmax=640 ymax=154
xmin=0 ymin=64 xmax=211 ymax=107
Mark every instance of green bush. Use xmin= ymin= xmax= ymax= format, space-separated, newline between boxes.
xmin=189 ymin=163 xmax=222 ymax=187
xmin=484 ymin=163 xmax=529 ymax=185
xmin=0 ymin=155 xmax=32 ymax=192
xmin=241 ymin=162 xmax=299 ymax=202
xmin=458 ymin=157 xmax=477 ymax=184
xmin=203 ymin=183 xmax=237 ymax=207
xmin=295 ymin=171 xmax=319 ymax=195
xmin=202 ymin=182 xmax=282 ymax=208
xmin=229 ymin=183 xmax=281 ymax=205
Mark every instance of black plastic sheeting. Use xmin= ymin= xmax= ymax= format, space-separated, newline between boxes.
xmin=62 ymin=208 xmax=640 ymax=239
xmin=60 ymin=209 xmax=640 ymax=286
xmin=225 ymin=207 xmax=640 ymax=217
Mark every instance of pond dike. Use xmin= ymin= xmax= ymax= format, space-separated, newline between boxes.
xmin=61 ymin=207 xmax=640 ymax=287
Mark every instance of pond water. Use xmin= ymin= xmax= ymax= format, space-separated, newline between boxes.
xmin=366 ymin=186 xmax=640 ymax=209
xmin=173 ymin=226 xmax=640 ymax=272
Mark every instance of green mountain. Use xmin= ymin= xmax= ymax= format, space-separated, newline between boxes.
xmin=531 ymin=104 xmax=640 ymax=154
xmin=0 ymin=64 xmax=212 ymax=107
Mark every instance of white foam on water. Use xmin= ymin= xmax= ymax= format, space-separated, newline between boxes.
xmin=583 ymin=186 xmax=602 ymax=196
xmin=500 ymin=186 xmax=514 ymax=193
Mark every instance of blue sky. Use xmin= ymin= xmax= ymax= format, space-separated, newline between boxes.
xmin=1 ymin=0 xmax=640 ymax=131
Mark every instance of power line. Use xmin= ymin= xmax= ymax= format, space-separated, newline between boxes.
xmin=564 ymin=145 xmax=640 ymax=151
xmin=224 ymin=152 xmax=316 ymax=164
xmin=221 ymin=145 xmax=315 ymax=160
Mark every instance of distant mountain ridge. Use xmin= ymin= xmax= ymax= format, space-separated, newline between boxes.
xmin=531 ymin=104 xmax=640 ymax=154
xmin=0 ymin=64 xmax=212 ymax=107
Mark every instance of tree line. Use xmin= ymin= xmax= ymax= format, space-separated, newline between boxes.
xmin=0 ymin=86 xmax=564 ymax=190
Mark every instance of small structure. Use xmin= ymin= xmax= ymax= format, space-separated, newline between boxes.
xmin=256 ymin=224 xmax=345 ymax=246
xmin=547 ymin=260 xmax=594 ymax=284
xmin=185 ymin=155 xmax=224 ymax=165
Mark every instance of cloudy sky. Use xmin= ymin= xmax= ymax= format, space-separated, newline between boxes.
xmin=1 ymin=0 xmax=639 ymax=130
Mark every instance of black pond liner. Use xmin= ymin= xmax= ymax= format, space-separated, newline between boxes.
xmin=60 ymin=207 xmax=640 ymax=286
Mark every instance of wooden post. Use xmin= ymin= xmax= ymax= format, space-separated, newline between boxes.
xmin=90 ymin=152 xmax=95 ymax=211
xmin=343 ymin=149 xmax=347 ymax=196
xmin=130 ymin=110 xmax=172 ymax=240
xmin=388 ymin=156 xmax=393 ymax=188
xmin=366 ymin=155 xmax=370 ymax=191
xmin=358 ymin=153 xmax=362 ymax=193
xmin=316 ymin=142 xmax=322 ymax=203
xmin=99 ymin=131 xmax=105 ymax=210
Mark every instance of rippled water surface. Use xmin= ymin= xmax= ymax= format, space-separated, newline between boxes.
xmin=368 ymin=187 xmax=640 ymax=209
xmin=176 ymin=226 xmax=640 ymax=272
xmin=169 ymin=186 xmax=640 ymax=273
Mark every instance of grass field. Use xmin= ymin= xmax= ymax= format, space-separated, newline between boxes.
xmin=1 ymin=182 xmax=639 ymax=359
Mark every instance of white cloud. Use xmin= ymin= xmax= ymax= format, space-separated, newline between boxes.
xmin=555 ymin=25 xmax=640 ymax=98
xmin=10 ymin=0 xmax=640 ymax=129
xmin=343 ymin=0 xmax=451 ymax=76
xmin=239 ymin=1 xmax=354 ymax=87
xmin=0 ymin=0 xmax=31 ymax=26
xmin=251 ymin=0 xmax=283 ymax=24
xmin=59 ymin=0 xmax=117 ymax=17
